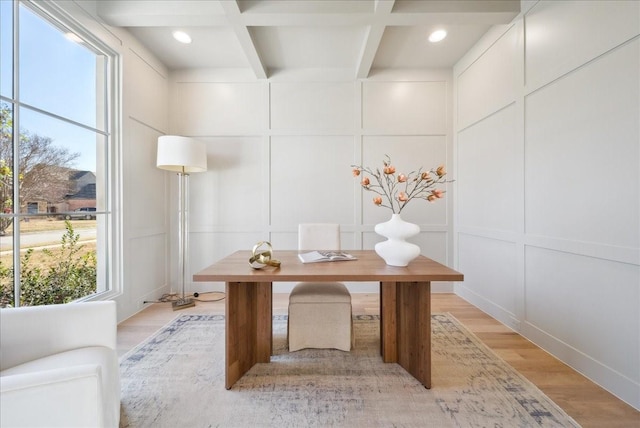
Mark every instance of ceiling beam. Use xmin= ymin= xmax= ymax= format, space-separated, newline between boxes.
xmin=355 ymin=0 xmax=394 ymax=79
xmin=97 ymin=0 xmax=518 ymax=28
xmin=220 ymin=1 xmax=268 ymax=80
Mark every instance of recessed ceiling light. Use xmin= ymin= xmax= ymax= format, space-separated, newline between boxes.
xmin=428 ymin=29 xmax=447 ymax=43
xmin=172 ymin=31 xmax=192 ymax=44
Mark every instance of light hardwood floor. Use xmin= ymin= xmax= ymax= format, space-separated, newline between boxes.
xmin=117 ymin=292 xmax=639 ymax=428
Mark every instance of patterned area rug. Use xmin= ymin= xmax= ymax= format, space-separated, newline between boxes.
xmin=119 ymin=313 xmax=580 ymax=427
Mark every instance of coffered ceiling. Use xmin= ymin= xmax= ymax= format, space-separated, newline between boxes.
xmin=94 ymin=0 xmax=520 ymax=79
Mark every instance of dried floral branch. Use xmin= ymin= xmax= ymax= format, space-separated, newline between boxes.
xmin=351 ymin=155 xmax=452 ymax=214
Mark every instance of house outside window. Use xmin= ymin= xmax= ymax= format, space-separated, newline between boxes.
xmin=0 ymin=1 xmax=117 ymax=307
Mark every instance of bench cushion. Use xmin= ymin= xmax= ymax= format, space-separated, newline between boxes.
xmin=289 ymin=282 xmax=351 ymax=303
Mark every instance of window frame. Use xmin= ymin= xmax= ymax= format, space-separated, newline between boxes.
xmin=0 ymin=0 xmax=122 ymax=306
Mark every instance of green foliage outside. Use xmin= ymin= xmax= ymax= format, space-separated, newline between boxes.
xmin=0 ymin=221 xmax=97 ymax=307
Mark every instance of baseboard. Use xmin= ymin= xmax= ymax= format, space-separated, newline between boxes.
xmin=454 ymin=284 xmax=520 ymax=331
xmin=454 ymin=284 xmax=640 ymax=411
xmin=522 ymin=321 xmax=640 ymax=411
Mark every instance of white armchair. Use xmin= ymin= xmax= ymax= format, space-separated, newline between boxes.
xmin=0 ymin=301 xmax=120 ymax=428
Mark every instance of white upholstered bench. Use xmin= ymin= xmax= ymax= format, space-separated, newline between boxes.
xmin=287 ymin=224 xmax=353 ymax=352
xmin=288 ymin=281 xmax=353 ymax=352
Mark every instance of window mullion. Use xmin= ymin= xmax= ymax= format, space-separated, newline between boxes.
xmin=12 ymin=1 xmax=21 ymax=307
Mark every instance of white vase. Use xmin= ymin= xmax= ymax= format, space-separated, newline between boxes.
xmin=374 ymin=213 xmax=421 ymax=267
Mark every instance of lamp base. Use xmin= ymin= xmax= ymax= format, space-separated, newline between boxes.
xmin=172 ymin=297 xmax=195 ymax=311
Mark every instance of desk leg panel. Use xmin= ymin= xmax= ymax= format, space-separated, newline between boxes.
xmin=380 ymin=281 xmax=398 ymax=363
xmin=254 ymin=281 xmax=273 ymax=361
xmin=225 ymin=281 xmax=272 ymax=389
xmin=396 ymin=281 xmax=431 ymax=388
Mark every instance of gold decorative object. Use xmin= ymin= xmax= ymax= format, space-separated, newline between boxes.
xmin=249 ymin=241 xmax=281 ymax=269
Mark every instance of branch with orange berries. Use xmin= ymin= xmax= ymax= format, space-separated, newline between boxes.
xmin=351 ymin=155 xmax=452 ymax=214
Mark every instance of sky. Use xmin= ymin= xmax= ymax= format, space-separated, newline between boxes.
xmin=1 ymin=1 xmax=102 ymax=172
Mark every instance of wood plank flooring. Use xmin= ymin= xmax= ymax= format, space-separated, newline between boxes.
xmin=117 ymin=292 xmax=639 ymax=428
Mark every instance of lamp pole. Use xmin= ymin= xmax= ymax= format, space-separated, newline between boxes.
xmin=174 ymin=168 xmax=194 ymax=309
xmin=156 ymin=135 xmax=207 ymax=310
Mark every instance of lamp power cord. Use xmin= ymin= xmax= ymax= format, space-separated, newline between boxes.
xmin=143 ymin=291 xmax=225 ymax=305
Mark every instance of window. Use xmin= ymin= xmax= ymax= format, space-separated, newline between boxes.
xmin=0 ymin=1 xmax=116 ymax=307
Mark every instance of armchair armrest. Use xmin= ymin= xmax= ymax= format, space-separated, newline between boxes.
xmin=1 ymin=364 xmax=104 ymax=428
xmin=0 ymin=301 xmax=117 ymax=370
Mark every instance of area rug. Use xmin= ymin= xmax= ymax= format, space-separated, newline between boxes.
xmin=119 ymin=314 xmax=581 ymax=427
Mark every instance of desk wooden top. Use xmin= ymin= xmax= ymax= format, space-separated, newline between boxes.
xmin=193 ymin=250 xmax=463 ymax=283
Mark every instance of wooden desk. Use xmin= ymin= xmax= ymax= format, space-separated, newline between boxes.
xmin=193 ymin=250 xmax=463 ymax=389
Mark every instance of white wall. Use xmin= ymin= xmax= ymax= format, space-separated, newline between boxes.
xmin=168 ymin=69 xmax=455 ymax=294
xmin=454 ymin=0 xmax=639 ymax=409
xmin=120 ymin=46 xmax=172 ymax=319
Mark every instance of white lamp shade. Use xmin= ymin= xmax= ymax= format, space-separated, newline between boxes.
xmin=157 ymin=135 xmax=207 ymax=173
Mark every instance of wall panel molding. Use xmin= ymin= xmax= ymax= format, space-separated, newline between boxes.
xmin=172 ymin=73 xmax=455 ymax=295
xmin=454 ymin=1 xmax=640 ymax=409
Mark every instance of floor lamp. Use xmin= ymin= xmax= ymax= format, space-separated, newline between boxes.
xmin=157 ymin=135 xmax=207 ymax=310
